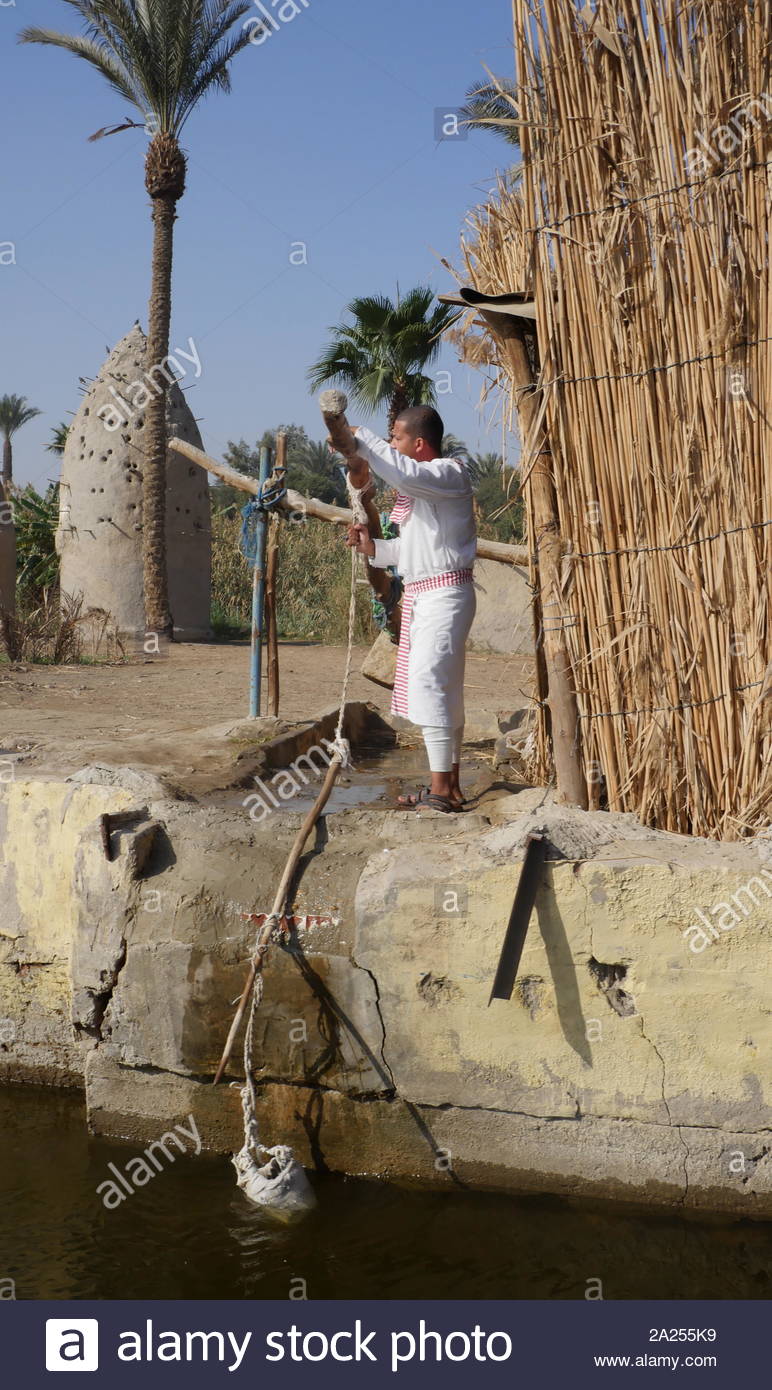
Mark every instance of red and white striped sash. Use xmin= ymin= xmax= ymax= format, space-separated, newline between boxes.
xmin=392 ymin=568 xmax=474 ymax=718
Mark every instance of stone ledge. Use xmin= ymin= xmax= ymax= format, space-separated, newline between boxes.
xmin=83 ymin=1056 xmax=771 ymax=1218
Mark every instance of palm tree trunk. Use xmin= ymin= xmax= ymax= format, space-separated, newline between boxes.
xmin=387 ymin=384 xmax=410 ymax=437
xmin=0 ymin=478 xmax=16 ymax=618
xmin=143 ymin=193 xmax=176 ymax=638
xmin=2 ymin=437 xmax=12 ymax=490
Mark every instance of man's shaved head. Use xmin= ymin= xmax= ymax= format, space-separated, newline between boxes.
xmin=394 ymin=405 xmax=444 ymax=455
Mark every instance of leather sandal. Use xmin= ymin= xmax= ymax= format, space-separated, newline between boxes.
xmin=396 ymin=786 xmax=431 ymax=808
xmin=396 ymin=787 xmax=466 ymax=812
xmin=417 ymin=793 xmax=464 ymax=814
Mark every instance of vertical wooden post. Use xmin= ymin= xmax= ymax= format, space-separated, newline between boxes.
xmin=481 ymin=311 xmax=587 ymax=809
xmin=248 ymin=445 xmax=271 ymax=719
xmin=266 ymin=432 xmax=285 ymax=718
xmin=266 ymin=515 xmax=280 ymax=717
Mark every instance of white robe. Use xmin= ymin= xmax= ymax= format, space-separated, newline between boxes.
xmin=353 ymin=428 xmax=477 ymax=726
xmin=401 ymin=582 xmax=476 ymax=726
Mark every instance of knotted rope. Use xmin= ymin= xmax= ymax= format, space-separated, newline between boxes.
xmin=331 ymin=475 xmax=372 ymax=759
xmin=227 ymin=400 xmax=372 ymax=1215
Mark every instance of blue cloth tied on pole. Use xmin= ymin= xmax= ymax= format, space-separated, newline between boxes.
xmin=240 ymin=477 xmax=288 ymax=563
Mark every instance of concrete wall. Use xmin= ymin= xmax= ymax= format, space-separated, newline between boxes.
xmin=56 ymin=325 xmax=211 ymax=641
xmin=470 ymin=558 xmax=534 ymax=654
xmin=1 ymin=772 xmax=770 ymax=1217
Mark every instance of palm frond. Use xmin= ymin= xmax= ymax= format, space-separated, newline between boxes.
xmin=21 ymin=0 xmax=252 ymax=135
xmin=460 ymin=75 xmax=521 ymax=146
xmin=309 ymin=285 xmax=458 ymax=421
xmin=18 ymin=27 xmax=145 ymax=108
xmin=0 ymin=394 xmax=42 ymax=439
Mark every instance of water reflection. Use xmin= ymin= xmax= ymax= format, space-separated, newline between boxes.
xmin=0 ymin=1087 xmax=769 ymax=1300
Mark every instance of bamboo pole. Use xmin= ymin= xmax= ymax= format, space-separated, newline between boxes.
xmin=170 ymin=436 xmax=529 ymax=566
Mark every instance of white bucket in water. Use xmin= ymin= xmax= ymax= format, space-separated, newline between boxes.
xmin=233 ymin=1143 xmax=317 ymax=1221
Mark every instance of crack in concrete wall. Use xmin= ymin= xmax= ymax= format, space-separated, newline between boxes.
xmin=3 ymin=778 xmax=772 ymax=1214
xmin=638 ymin=1016 xmax=690 ymax=1204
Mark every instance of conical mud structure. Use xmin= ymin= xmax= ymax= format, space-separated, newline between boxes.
xmin=56 ymin=324 xmax=211 ymax=641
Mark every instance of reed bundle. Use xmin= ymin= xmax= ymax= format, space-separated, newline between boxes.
xmin=463 ymin=0 xmax=772 ymax=838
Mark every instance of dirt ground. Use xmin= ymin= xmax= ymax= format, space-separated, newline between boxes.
xmin=0 ymin=641 xmax=534 ymax=797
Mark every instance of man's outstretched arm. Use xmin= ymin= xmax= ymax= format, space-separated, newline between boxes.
xmin=354 ymin=427 xmax=471 ymax=501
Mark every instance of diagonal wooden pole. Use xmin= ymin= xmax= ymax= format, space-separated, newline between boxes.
xmin=169 ymin=436 xmax=528 ymax=566
xmin=213 ymin=752 xmax=344 ymax=1085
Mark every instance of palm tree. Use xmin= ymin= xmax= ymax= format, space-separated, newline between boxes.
xmin=472 ymin=451 xmax=524 ymax=542
xmin=294 ymin=438 xmax=348 ymax=507
xmin=14 ymin=483 xmax=61 ymax=594
xmin=46 ymin=421 xmax=70 ymax=457
xmin=0 ymin=395 xmax=41 ymax=488
xmin=308 ymin=287 xmax=460 ymax=436
xmin=460 ymin=76 xmax=520 ymax=146
xmin=21 ymin=0 xmax=254 ymax=637
xmin=441 ymin=433 xmax=471 ymax=464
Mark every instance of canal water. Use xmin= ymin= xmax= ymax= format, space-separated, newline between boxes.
xmin=1 ymin=1087 xmax=770 ymax=1301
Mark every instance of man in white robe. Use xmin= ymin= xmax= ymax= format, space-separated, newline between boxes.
xmin=346 ymin=406 xmax=476 ymax=812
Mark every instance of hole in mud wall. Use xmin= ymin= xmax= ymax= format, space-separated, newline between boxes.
xmin=515 ymin=975 xmax=546 ymax=1020
xmin=587 ymin=957 xmax=637 ymax=1017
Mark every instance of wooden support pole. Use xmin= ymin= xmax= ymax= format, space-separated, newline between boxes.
xmin=265 ymin=431 xmax=284 ymax=718
xmin=266 ymin=517 xmax=280 ymax=715
xmin=479 ymin=311 xmax=587 ymax=809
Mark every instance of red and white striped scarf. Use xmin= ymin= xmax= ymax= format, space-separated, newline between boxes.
xmin=389 ymin=454 xmax=466 ymax=524
xmin=389 ymin=492 xmax=412 ymax=525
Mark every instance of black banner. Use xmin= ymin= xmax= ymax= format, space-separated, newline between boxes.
xmin=0 ymin=1299 xmax=766 ymax=1387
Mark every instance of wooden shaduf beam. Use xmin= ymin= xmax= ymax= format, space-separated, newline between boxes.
xmin=169 ymin=436 xmax=529 ymax=568
xmin=477 ymin=309 xmax=587 ymax=809
xmin=318 ymin=389 xmax=401 ymax=638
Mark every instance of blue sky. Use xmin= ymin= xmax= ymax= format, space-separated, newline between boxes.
xmin=1 ymin=0 xmax=516 ymax=489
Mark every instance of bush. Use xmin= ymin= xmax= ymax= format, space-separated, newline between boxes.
xmin=14 ymin=482 xmax=60 ymax=597
xmin=0 ymin=591 xmax=124 ymax=665
xmin=211 ymin=511 xmax=375 ymax=644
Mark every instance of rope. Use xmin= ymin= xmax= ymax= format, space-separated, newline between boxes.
xmin=240 ymin=475 xmax=288 ymax=563
xmin=236 ymin=469 xmax=373 ymax=1187
xmin=567 ymin=517 xmax=772 ymax=562
xmin=241 ymin=964 xmax=267 ymax=1156
xmin=331 ymin=477 xmax=372 ymax=755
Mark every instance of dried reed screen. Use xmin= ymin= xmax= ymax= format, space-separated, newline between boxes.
xmin=468 ymin=0 xmax=772 ymax=838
